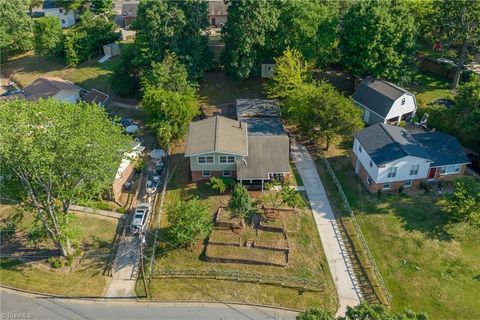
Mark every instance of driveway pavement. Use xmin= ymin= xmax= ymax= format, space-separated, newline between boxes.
xmin=290 ymin=140 xmax=361 ymax=316
xmin=0 ymin=288 xmax=297 ymax=320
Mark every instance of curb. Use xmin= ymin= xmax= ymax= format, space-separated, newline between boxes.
xmin=0 ymin=285 xmax=301 ymax=313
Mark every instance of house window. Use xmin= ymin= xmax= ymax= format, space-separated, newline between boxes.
xmin=440 ymin=164 xmax=461 ymax=175
xmin=59 ymin=8 xmax=63 ymax=13
xmin=223 ymin=170 xmax=231 ymax=177
xmin=387 ymin=167 xmax=397 ymax=178
xmin=401 ymin=97 xmax=406 ymax=105
xmin=61 ymin=19 xmax=65 ymax=24
xmin=219 ymin=155 xmax=235 ymax=164
xmin=383 ymin=182 xmax=391 ymax=190
xmin=367 ymin=175 xmax=373 ymax=185
xmin=202 ymin=170 xmax=211 ymax=177
xmin=369 ymin=160 xmax=373 ymax=168
xmin=404 ymin=180 xmax=413 ymax=187
xmin=358 ymin=144 xmax=362 ymax=153
xmin=409 ymin=164 xmax=419 ymax=175
xmin=198 ymin=156 xmax=214 ymax=164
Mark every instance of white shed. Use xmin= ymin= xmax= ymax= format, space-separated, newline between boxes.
xmin=103 ymin=43 xmax=121 ymax=58
xmin=261 ymin=64 xmax=276 ymax=78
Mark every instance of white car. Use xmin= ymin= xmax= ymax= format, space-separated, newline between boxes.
xmin=130 ymin=203 xmax=150 ymax=234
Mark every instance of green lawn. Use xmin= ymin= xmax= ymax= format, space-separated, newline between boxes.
xmin=316 ymin=141 xmax=480 ymax=319
xmin=406 ymin=71 xmax=453 ymax=107
xmin=1 ymin=51 xmax=120 ymax=97
xmin=0 ymin=205 xmax=118 ymax=296
xmin=141 ymin=141 xmax=338 ymax=312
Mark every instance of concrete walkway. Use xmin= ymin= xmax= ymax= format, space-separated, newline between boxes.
xmin=290 ymin=141 xmax=361 ymax=316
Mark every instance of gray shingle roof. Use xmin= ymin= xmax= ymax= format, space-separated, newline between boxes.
xmin=240 ymin=117 xmax=285 ymax=136
xmin=23 ymin=77 xmax=80 ymax=101
xmin=411 ymin=132 xmax=470 ymax=167
xmin=236 ymin=135 xmax=290 ymax=180
xmin=236 ymin=98 xmax=280 ymax=120
xmin=353 ymin=77 xmax=413 ymax=117
xmin=354 ymin=123 xmax=431 ymax=166
xmin=185 ymin=116 xmax=248 ymax=156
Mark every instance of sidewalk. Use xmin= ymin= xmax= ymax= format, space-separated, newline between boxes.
xmin=290 ymin=141 xmax=361 ymax=316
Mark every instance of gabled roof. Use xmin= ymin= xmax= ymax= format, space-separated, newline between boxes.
xmin=354 ymin=123 xmax=431 ymax=166
xmin=236 ymin=98 xmax=280 ymax=120
xmin=353 ymin=76 xmax=413 ymax=117
xmin=185 ymin=115 xmax=248 ymax=157
xmin=24 ymin=77 xmax=80 ymax=101
xmin=411 ymin=132 xmax=470 ymax=167
xmin=236 ymin=135 xmax=290 ymax=180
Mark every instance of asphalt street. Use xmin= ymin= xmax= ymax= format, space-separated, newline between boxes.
xmin=0 ymin=288 xmax=297 ymax=320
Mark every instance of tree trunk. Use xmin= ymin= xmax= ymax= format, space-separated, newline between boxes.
xmin=452 ymin=42 xmax=468 ymax=89
xmin=325 ymin=139 xmax=330 ymax=151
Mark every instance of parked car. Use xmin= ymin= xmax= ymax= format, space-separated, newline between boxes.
xmin=130 ymin=203 xmax=150 ymax=234
xmin=146 ymin=175 xmax=161 ymax=194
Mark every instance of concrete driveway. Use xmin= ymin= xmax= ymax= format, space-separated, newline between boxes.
xmin=290 ymin=140 xmax=361 ymax=316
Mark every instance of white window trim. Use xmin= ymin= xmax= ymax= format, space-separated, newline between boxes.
xmin=404 ymin=180 xmax=413 ymax=187
xmin=223 ymin=170 xmax=231 ymax=177
xmin=383 ymin=182 xmax=391 ymax=190
xmin=387 ymin=167 xmax=397 ymax=178
xmin=439 ymin=164 xmax=462 ymax=175
xmin=197 ymin=156 xmax=214 ymax=165
xmin=219 ymin=155 xmax=235 ymax=164
xmin=367 ymin=175 xmax=373 ymax=185
xmin=409 ymin=164 xmax=419 ymax=176
xmin=202 ymin=170 xmax=211 ymax=177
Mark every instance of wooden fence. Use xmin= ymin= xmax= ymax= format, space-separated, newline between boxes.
xmin=151 ymin=269 xmax=325 ymax=292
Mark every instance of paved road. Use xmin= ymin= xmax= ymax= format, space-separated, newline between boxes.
xmin=0 ymin=288 xmax=296 ymax=320
xmin=290 ymin=141 xmax=361 ymax=316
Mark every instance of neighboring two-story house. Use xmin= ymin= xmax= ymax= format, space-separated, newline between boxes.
xmin=43 ymin=0 xmax=76 ymax=28
xmin=353 ymin=77 xmax=417 ymax=126
xmin=352 ymin=123 xmax=470 ymax=193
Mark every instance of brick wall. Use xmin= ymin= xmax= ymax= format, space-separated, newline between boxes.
xmin=433 ymin=164 xmax=467 ymax=182
xmin=191 ymin=170 xmax=237 ymax=182
xmin=112 ymin=164 xmax=134 ymax=202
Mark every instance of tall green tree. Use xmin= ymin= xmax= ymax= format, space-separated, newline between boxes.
xmin=91 ymin=0 xmax=113 ymax=14
xmin=339 ymin=0 xmax=417 ymax=83
xmin=285 ymin=81 xmax=363 ymax=149
xmin=141 ymin=86 xmax=198 ymax=150
xmin=0 ymin=99 xmax=131 ymax=256
xmin=221 ymin=0 xmax=280 ymax=79
xmin=0 ymin=0 xmax=33 ymax=62
xmin=453 ymin=75 xmax=480 ymax=147
xmin=110 ymin=44 xmax=140 ymax=96
xmin=168 ymin=197 xmax=212 ymax=247
xmin=266 ymin=48 xmax=313 ymax=102
xmin=133 ymin=0 xmax=211 ymax=79
xmin=267 ymin=0 xmax=340 ymax=67
xmin=33 ymin=16 xmax=64 ymax=58
xmin=435 ymin=0 xmax=480 ymax=89
xmin=447 ymin=177 xmax=480 ymax=228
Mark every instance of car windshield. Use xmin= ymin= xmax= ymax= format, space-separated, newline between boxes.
xmin=134 ymin=214 xmax=143 ymax=219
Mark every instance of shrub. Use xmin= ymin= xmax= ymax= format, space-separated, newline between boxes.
xmin=229 ymin=184 xmax=252 ymax=218
xmin=398 ymin=186 xmax=404 ymax=194
xmin=447 ymin=177 xmax=480 ymax=227
xmin=65 ymin=255 xmax=74 ymax=266
xmin=47 ymin=256 xmax=65 ymax=269
xmin=297 ymin=308 xmax=334 ymax=320
xmin=208 ymin=176 xmax=234 ymax=194
xmin=0 ymin=222 xmax=16 ymax=238
xmin=116 ymin=207 xmax=128 ymax=214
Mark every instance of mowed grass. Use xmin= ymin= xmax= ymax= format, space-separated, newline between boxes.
xmin=0 ymin=205 xmax=118 ymax=297
xmin=406 ymin=70 xmax=453 ymax=107
xmin=1 ymin=51 xmax=120 ymax=96
xmin=316 ymin=141 xmax=480 ymax=319
xmin=141 ymin=141 xmax=338 ymax=312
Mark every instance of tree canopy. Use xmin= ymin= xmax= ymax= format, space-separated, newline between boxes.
xmin=435 ymin=0 xmax=480 ymax=88
xmin=0 ymin=0 xmax=33 ymax=62
xmin=339 ymin=0 xmax=417 ymax=83
xmin=447 ymin=177 xmax=480 ymax=228
xmin=167 ymin=197 xmax=212 ymax=247
xmin=33 ymin=16 xmax=64 ymax=58
xmin=0 ymin=99 xmax=131 ymax=256
xmin=133 ymin=0 xmax=211 ymax=80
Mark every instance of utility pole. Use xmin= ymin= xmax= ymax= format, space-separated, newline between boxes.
xmin=139 ymin=232 xmax=149 ymax=298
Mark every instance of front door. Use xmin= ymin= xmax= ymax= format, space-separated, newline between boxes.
xmin=211 ymin=17 xmax=216 ymax=26
xmin=427 ymin=167 xmax=437 ymax=180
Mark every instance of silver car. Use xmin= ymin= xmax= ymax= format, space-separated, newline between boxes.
xmin=130 ymin=203 xmax=150 ymax=234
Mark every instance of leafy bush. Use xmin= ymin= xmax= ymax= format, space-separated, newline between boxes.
xmin=26 ymin=228 xmax=46 ymax=248
xmin=47 ymin=256 xmax=65 ymax=269
xmin=297 ymin=308 xmax=334 ymax=320
xmin=168 ymin=197 xmax=212 ymax=247
xmin=0 ymin=221 xmax=16 ymax=238
xmin=208 ymin=176 xmax=234 ymax=194
xmin=229 ymin=184 xmax=252 ymax=218
xmin=116 ymin=207 xmax=128 ymax=214
xmin=448 ymin=177 xmax=480 ymax=227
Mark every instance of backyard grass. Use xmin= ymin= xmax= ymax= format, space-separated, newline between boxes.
xmin=141 ymin=141 xmax=338 ymax=312
xmin=406 ymin=71 xmax=453 ymax=107
xmin=0 ymin=205 xmax=119 ymax=296
xmin=315 ymin=140 xmax=480 ymax=319
xmin=1 ymin=51 xmax=120 ymax=96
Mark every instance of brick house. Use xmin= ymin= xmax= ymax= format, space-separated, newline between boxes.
xmin=352 ymin=123 xmax=470 ymax=193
